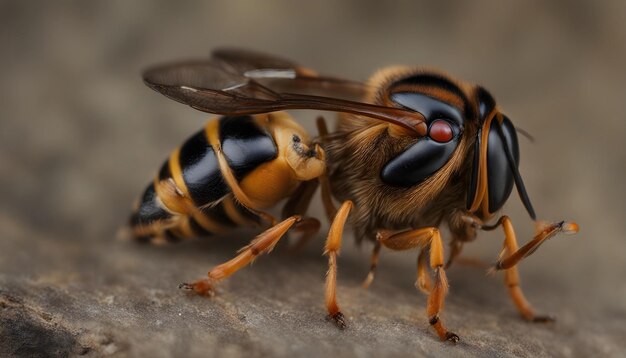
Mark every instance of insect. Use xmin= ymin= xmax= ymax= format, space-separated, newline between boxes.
xmin=130 ymin=48 xmax=579 ymax=342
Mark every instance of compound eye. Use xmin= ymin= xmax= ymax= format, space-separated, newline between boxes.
xmin=429 ymin=119 xmax=453 ymax=143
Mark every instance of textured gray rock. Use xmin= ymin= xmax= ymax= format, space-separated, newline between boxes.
xmin=1 ymin=2 xmax=625 ymax=357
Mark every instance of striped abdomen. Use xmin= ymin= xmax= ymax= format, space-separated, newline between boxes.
xmin=130 ymin=115 xmax=277 ymax=242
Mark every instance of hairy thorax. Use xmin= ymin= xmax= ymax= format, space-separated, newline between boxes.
xmin=324 ymin=115 xmax=473 ymax=242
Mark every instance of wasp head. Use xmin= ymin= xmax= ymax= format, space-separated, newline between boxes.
xmin=467 ymin=87 xmax=536 ymax=220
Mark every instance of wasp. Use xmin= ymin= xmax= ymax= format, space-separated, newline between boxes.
xmin=130 ymin=48 xmax=579 ymax=342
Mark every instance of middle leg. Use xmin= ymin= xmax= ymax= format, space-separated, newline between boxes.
xmin=324 ymin=200 xmax=353 ymax=329
xmin=377 ymin=227 xmax=459 ymax=342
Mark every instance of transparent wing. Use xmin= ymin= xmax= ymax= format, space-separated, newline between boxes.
xmin=142 ymin=49 xmax=426 ymax=135
xmin=211 ymin=47 xmax=368 ymax=100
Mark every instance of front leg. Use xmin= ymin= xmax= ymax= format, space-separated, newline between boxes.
xmin=324 ymin=200 xmax=353 ymax=329
xmin=491 ymin=219 xmax=579 ymax=271
xmin=467 ymin=215 xmax=578 ymax=321
xmin=378 ymin=227 xmax=459 ymax=343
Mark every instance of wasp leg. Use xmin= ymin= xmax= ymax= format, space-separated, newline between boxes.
xmin=324 ymin=200 xmax=353 ymax=329
xmin=362 ymin=241 xmax=381 ymax=289
xmin=363 ymin=231 xmax=432 ymax=291
xmin=500 ymin=218 xmax=554 ymax=322
xmin=471 ymin=216 xmax=560 ymax=322
xmin=180 ymin=215 xmax=301 ymax=296
xmin=489 ymin=218 xmax=578 ymax=271
xmin=377 ymin=227 xmax=459 ymax=343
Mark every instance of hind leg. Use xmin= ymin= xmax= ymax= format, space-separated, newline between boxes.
xmin=180 ymin=216 xmax=301 ymax=295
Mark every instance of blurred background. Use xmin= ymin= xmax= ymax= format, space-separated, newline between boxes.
xmin=1 ymin=1 xmax=624 ymax=357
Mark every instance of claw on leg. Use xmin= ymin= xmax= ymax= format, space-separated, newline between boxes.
xmin=179 ymin=279 xmax=215 ymax=296
xmin=327 ymin=312 xmax=346 ymax=330
xmin=531 ymin=315 xmax=556 ymax=323
xmin=445 ymin=332 xmax=460 ymax=343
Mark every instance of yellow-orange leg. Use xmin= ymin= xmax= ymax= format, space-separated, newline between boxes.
xmin=378 ymin=227 xmax=459 ymax=343
xmin=180 ymin=216 xmax=301 ymax=295
xmin=362 ymin=241 xmax=381 ymax=289
xmin=491 ymin=219 xmax=579 ymax=271
xmin=362 ymin=231 xmax=432 ymax=291
xmin=479 ymin=216 xmax=579 ymax=322
xmin=499 ymin=217 xmax=552 ymax=322
xmin=324 ymin=200 xmax=353 ymax=329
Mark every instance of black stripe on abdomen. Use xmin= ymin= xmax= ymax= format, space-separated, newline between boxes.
xmin=158 ymin=159 xmax=171 ymax=181
xmin=130 ymin=183 xmax=172 ymax=227
xmin=219 ymin=115 xmax=278 ymax=179
xmin=178 ymin=129 xmax=229 ymax=206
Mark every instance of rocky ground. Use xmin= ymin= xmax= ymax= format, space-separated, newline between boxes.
xmin=1 ymin=2 xmax=625 ymax=357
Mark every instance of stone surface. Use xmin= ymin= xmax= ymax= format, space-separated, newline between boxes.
xmin=1 ymin=2 xmax=625 ymax=357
